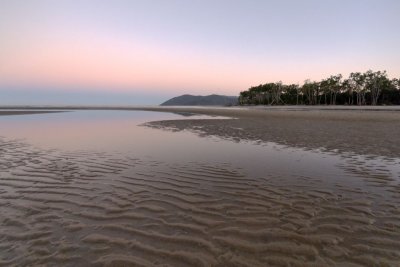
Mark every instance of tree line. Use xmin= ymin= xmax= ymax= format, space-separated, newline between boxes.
xmin=239 ymin=70 xmax=400 ymax=105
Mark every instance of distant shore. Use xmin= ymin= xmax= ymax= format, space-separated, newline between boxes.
xmin=1 ymin=104 xmax=400 ymax=119
xmin=0 ymin=110 xmax=66 ymax=116
xmin=2 ymin=105 xmax=400 ymax=111
xmin=1 ymin=106 xmax=400 ymax=157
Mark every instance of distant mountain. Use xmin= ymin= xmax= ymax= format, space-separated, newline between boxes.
xmin=161 ymin=94 xmax=238 ymax=106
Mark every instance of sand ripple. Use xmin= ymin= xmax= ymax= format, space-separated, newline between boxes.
xmin=0 ymin=137 xmax=400 ymax=266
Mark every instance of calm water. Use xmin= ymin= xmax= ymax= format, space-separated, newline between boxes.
xmin=0 ymin=110 xmax=399 ymax=266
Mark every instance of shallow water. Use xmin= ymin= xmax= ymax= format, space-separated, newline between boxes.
xmin=0 ymin=111 xmax=399 ymax=266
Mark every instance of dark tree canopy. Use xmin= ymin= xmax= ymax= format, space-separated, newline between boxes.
xmin=239 ymin=70 xmax=400 ymax=106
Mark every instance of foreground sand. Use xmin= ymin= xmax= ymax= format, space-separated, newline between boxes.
xmin=1 ymin=136 xmax=399 ymax=266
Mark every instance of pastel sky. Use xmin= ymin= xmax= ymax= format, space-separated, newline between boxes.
xmin=1 ymin=0 xmax=399 ymax=105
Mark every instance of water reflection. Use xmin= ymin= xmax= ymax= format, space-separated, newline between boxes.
xmin=0 ymin=110 xmax=398 ymax=189
xmin=0 ymin=110 xmax=218 ymax=151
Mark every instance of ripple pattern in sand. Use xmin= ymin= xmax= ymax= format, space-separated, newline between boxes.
xmin=0 ymin=137 xmax=400 ymax=266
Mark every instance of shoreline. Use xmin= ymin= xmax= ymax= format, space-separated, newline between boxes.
xmin=0 ymin=110 xmax=67 ymax=116
xmin=1 ymin=106 xmax=399 ymax=157
xmin=1 ymin=105 xmax=400 ymax=119
xmin=1 ymin=104 xmax=400 ymax=111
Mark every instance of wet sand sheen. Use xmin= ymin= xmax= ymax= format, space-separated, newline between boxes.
xmin=0 ymin=109 xmax=400 ymax=266
xmin=1 ymin=137 xmax=400 ymax=266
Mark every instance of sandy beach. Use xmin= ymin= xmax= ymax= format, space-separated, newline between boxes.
xmin=138 ymin=106 xmax=400 ymax=158
xmin=0 ymin=107 xmax=399 ymax=266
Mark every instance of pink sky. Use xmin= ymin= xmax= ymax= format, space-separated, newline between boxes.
xmin=1 ymin=0 xmax=399 ymax=104
xmin=2 ymin=30 xmax=390 ymax=95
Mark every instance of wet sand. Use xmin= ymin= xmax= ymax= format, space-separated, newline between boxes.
xmin=141 ymin=106 xmax=400 ymax=158
xmin=1 ymin=137 xmax=399 ymax=266
xmin=1 ymin=108 xmax=400 ymax=266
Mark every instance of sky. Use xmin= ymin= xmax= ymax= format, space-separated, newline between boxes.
xmin=1 ymin=0 xmax=399 ymax=105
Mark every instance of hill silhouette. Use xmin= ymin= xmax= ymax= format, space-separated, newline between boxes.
xmin=161 ymin=94 xmax=238 ymax=106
